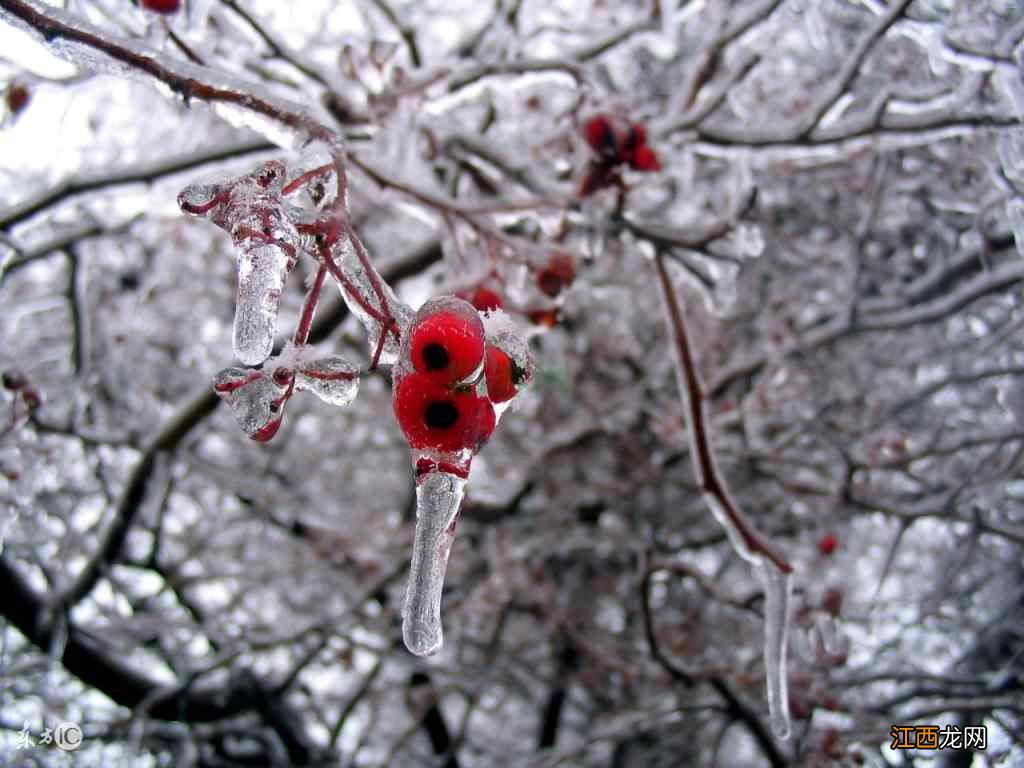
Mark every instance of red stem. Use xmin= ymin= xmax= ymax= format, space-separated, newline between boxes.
xmin=294 ymin=265 xmax=327 ymax=346
xmin=282 ymin=164 xmax=334 ymax=197
xmin=654 ymin=251 xmax=792 ymax=574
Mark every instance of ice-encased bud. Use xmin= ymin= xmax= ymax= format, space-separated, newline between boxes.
xmin=178 ymin=183 xmax=224 ymax=217
xmin=295 ymin=356 xmax=359 ymax=406
xmin=402 ymin=471 xmax=466 ymax=656
xmin=213 ymin=367 xmax=288 ymax=439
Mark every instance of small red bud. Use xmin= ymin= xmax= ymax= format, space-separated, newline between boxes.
xmin=536 ymin=252 xmax=576 ymax=298
xmin=817 ymin=534 xmax=838 ymax=556
xmin=140 ymin=0 xmax=181 ymax=13
xmin=630 ymin=144 xmax=661 ymax=172
xmin=6 ymin=84 xmax=30 ymax=116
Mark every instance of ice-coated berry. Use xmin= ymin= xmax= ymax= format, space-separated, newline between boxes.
xmin=582 ymin=115 xmax=618 ymax=160
xmin=536 ymin=253 xmax=576 ymax=298
xmin=469 ymin=287 xmax=503 ymax=313
xmin=484 ymin=346 xmax=519 ymax=404
xmin=817 ymin=534 xmax=838 ymax=556
xmin=409 ymin=300 xmax=485 ymax=385
xmin=6 ymin=84 xmax=29 ymax=116
xmin=580 ymin=113 xmax=660 ymax=174
xmin=394 ymin=373 xmax=488 ymax=452
xmin=140 ymin=0 xmax=180 ymax=13
xmin=630 ymin=144 xmax=661 ymax=172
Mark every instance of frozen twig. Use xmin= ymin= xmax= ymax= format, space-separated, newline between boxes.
xmin=653 ymin=249 xmax=794 ymax=741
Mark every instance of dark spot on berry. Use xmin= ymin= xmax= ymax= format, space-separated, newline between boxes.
xmin=119 ymin=273 xmax=140 ymax=291
xmin=422 ymin=343 xmax=449 ymax=371
xmin=424 ymin=400 xmax=458 ymax=429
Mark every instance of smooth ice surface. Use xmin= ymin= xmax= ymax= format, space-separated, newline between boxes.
xmin=234 ymin=244 xmax=290 ymax=365
xmin=402 ymin=472 xmax=466 ymax=656
xmin=213 ymin=367 xmax=286 ymax=437
xmin=702 ymin=492 xmax=760 ymax=565
xmin=757 ymin=561 xmax=793 ymax=741
xmin=295 ymin=356 xmax=359 ymax=406
xmin=330 ymin=233 xmax=413 ymax=367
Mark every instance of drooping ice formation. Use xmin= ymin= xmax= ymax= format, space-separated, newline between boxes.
xmin=756 ymin=561 xmax=794 ymax=741
xmin=179 ymin=161 xmax=300 ymax=366
xmin=402 ymin=471 xmax=467 ymax=657
xmin=392 ymin=297 xmax=533 ymax=655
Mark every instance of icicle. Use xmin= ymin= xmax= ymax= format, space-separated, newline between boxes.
xmin=756 ymin=561 xmax=793 ymax=741
xmin=234 ymin=243 xmax=290 ymax=365
xmin=402 ymin=471 xmax=466 ymax=656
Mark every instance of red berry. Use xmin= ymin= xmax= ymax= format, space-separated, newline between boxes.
xmin=6 ymin=84 xmax=29 ymax=116
xmin=582 ymin=115 xmax=617 ymax=160
xmin=469 ymin=287 xmax=503 ymax=312
xmin=485 ymin=346 xmax=521 ymax=404
xmin=140 ymin=0 xmax=180 ymax=13
xmin=630 ymin=145 xmax=661 ymax=172
xmin=527 ymin=308 xmax=560 ymax=327
xmin=536 ymin=252 xmax=576 ymax=298
xmin=818 ymin=534 xmax=838 ymax=556
xmin=820 ymin=588 xmax=842 ymax=617
xmin=393 ymin=373 xmax=487 ymax=452
xmin=409 ymin=301 xmax=485 ymax=385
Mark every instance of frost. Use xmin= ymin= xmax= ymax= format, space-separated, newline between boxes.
xmin=756 ymin=561 xmax=793 ymax=741
xmin=402 ymin=471 xmax=466 ymax=656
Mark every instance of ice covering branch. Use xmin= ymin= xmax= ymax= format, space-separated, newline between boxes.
xmin=654 ymin=249 xmax=794 ymax=741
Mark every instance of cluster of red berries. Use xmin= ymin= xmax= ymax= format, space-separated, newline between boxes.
xmin=579 ymin=114 xmax=661 ymax=196
xmin=393 ymin=298 xmax=531 ymax=474
xmin=459 ymin=251 xmax=576 ymax=328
